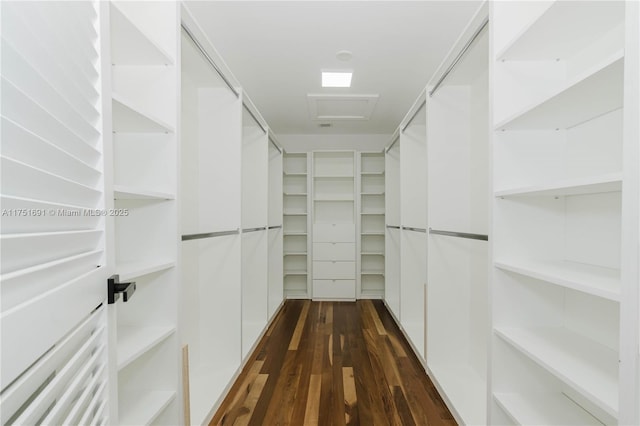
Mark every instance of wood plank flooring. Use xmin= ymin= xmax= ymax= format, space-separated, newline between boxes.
xmin=211 ymin=300 xmax=456 ymax=426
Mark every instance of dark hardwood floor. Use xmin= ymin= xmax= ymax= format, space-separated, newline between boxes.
xmin=210 ymin=300 xmax=456 ymax=426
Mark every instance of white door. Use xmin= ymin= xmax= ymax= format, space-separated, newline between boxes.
xmin=1 ymin=1 xmax=110 ymax=423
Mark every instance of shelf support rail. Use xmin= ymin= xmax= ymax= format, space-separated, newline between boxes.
xmin=401 ymin=101 xmax=426 ymax=132
xmin=403 ymin=226 xmax=427 ymax=233
xmin=429 ymin=228 xmax=488 ymax=241
xmin=269 ymin=137 xmax=283 ymax=154
xmin=242 ymin=226 xmax=267 ymax=233
xmin=181 ymin=229 xmax=239 ymax=241
xmin=428 ymin=17 xmax=489 ymax=97
xmin=243 ymin=103 xmax=267 ymax=135
xmin=181 ymin=24 xmax=240 ymax=99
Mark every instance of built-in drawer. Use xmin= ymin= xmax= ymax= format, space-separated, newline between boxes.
xmin=313 ymin=223 xmax=355 ymax=242
xmin=313 ymin=279 xmax=356 ymax=299
xmin=313 ymin=243 xmax=355 ymax=261
xmin=313 ymin=261 xmax=356 ymax=279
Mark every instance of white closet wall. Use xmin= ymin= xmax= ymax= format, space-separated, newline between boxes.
xmin=426 ymin=12 xmax=489 ymax=425
xmin=385 ymin=137 xmax=402 ymax=320
xmin=241 ymin=105 xmax=269 ymax=359
xmin=180 ymin=23 xmax=243 ymax=425
xmin=399 ymin=100 xmax=428 ymax=359
xmin=108 ymin=1 xmax=181 ymax=424
xmin=268 ymin=137 xmax=284 ymax=318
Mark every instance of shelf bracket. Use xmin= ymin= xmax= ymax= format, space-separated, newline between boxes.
xmin=108 ymin=274 xmax=136 ymax=304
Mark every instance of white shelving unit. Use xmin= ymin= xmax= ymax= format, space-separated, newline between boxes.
xmin=425 ymin=9 xmax=489 ymax=425
xmin=108 ymin=2 xmax=180 ymax=424
xmin=312 ymin=151 xmax=357 ymax=300
xmin=180 ymin=20 xmax=243 ymax=425
xmin=490 ymin=2 xmax=638 ymax=425
xmin=359 ymin=152 xmax=386 ymax=299
xmin=283 ymin=153 xmax=310 ymax=298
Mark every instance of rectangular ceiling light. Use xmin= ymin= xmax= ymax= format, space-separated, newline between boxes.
xmin=322 ymin=71 xmax=352 ymax=88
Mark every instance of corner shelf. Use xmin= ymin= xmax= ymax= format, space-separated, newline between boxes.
xmin=496 ymin=2 xmax=624 ymax=61
xmin=495 ymin=54 xmax=623 ymax=131
xmin=494 ymin=259 xmax=620 ymax=302
xmin=112 ymin=94 xmax=175 ymax=134
xmin=113 ymin=185 xmax=175 ymax=200
xmin=117 ymin=325 xmax=176 ymax=371
xmin=494 ymin=173 xmax=622 ymax=198
xmin=494 ymin=326 xmax=618 ymax=419
xmin=117 ymin=259 xmax=176 ymax=282
xmin=110 ymin=3 xmax=173 ymax=66
xmin=118 ymin=390 xmax=176 ymax=426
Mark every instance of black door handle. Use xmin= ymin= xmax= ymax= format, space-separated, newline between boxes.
xmin=108 ymin=274 xmax=136 ymax=304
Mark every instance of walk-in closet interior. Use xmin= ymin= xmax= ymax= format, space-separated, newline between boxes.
xmin=1 ymin=1 xmax=639 ymax=425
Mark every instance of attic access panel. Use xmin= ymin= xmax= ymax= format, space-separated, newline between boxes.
xmin=307 ymin=94 xmax=379 ymax=121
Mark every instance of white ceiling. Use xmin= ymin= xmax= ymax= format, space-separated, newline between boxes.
xmin=185 ymin=1 xmax=483 ymax=136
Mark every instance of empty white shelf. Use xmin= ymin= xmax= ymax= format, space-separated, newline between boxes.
xmin=494 ymin=258 xmax=620 ymax=302
xmin=284 ymin=271 xmax=307 ymax=276
xmin=119 ymin=390 xmax=176 ymax=426
xmin=112 ymin=94 xmax=174 ymax=133
xmin=361 ymin=171 xmax=385 ymax=176
xmin=283 ymin=211 xmax=307 ymax=216
xmin=314 ymin=195 xmax=354 ymax=201
xmin=361 ymin=270 xmax=385 ymax=276
xmin=361 ymin=252 xmax=385 ymax=256
xmin=361 ymin=192 xmax=385 ymax=196
xmin=113 ymin=185 xmax=175 ymax=200
xmin=110 ymin=3 xmax=173 ymax=66
xmin=493 ymin=392 xmax=602 ymax=426
xmin=284 ymin=232 xmax=307 ymax=236
xmin=496 ymin=2 xmax=624 ymax=61
xmin=362 ymin=232 xmax=385 ymax=236
xmin=495 ymin=54 xmax=623 ymax=131
xmin=361 ymin=211 xmax=385 ymax=215
xmin=117 ymin=325 xmax=175 ymax=370
xmin=283 ymin=172 xmax=307 ymax=176
xmin=495 ymin=173 xmax=622 ymax=198
xmin=117 ymin=259 xmax=175 ymax=282
xmin=284 ymin=192 xmax=307 ymax=196
xmin=284 ymin=252 xmax=307 ymax=256
xmin=429 ymin=363 xmax=487 ymax=426
xmin=494 ymin=326 xmax=618 ymax=419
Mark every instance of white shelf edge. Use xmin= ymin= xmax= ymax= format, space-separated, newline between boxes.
xmin=283 ymin=212 xmax=307 ymax=216
xmin=117 ymin=259 xmax=175 ymax=281
xmin=493 ymin=392 xmax=603 ymax=426
xmin=119 ymin=390 xmax=176 ymax=426
xmin=112 ymin=93 xmax=175 ymax=133
xmin=113 ymin=185 xmax=175 ymax=200
xmin=494 ymin=259 xmax=620 ymax=302
xmin=117 ymin=325 xmax=175 ymax=371
xmin=494 ymin=326 xmax=619 ymax=419
xmin=494 ymin=173 xmax=622 ymax=198
xmin=283 ymin=193 xmax=307 ymax=196
xmin=284 ymin=252 xmax=307 ymax=256
xmin=283 ymin=232 xmax=307 ymax=236
xmin=284 ymin=271 xmax=307 ymax=276
xmin=361 ymin=252 xmax=385 ymax=256
xmin=494 ymin=51 xmax=624 ymax=130
xmin=361 ymin=192 xmax=385 ymax=196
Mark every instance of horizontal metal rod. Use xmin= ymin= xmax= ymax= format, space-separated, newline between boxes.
xmin=401 ymin=101 xmax=426 ymax=132
xmin=182 ymin=229 xmax=239 ymax=241
xmin=242 ymin=226 xmax=267 ymax=233
xmin=429 ymin=17 xmax=489 ymax=97
xmin=403 ymin=226 xmax=427 ymax=233
xmin=243 ymin=103 xmax=267 ymax=134
xmin=269 ymin=137 xmax=282 ymax=154
xmin=181 ymin=24 xmax=239 ymax=98
xmin=429 ymin=228 xmax=488 ymax=241
xmin=268 ymin=225 xmax=282 ymax=230
xmin=385 ymin=136 xmax=400 ymax=153
xmin=386 ymin=225 xmax=401 ymax=229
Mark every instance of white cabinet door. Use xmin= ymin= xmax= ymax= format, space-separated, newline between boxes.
xmin=1 ymin=2 xmax=110 ymax=423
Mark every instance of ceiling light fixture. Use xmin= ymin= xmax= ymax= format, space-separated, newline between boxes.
xmin=322 ymin=71 xmax=352 ymax=88
xmin=336 ymin=50 xmax=353 ymax=61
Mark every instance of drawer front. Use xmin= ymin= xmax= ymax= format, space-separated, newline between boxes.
xmin=313 ymin=261 xmax=356 ymax=279
xmin=313 ymin=280 xmax=356 ymax=299
xmin=313 ymin=223 xmax=355 ymax=242
xmin=313 ymin=243 xmax=355 ymax=261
